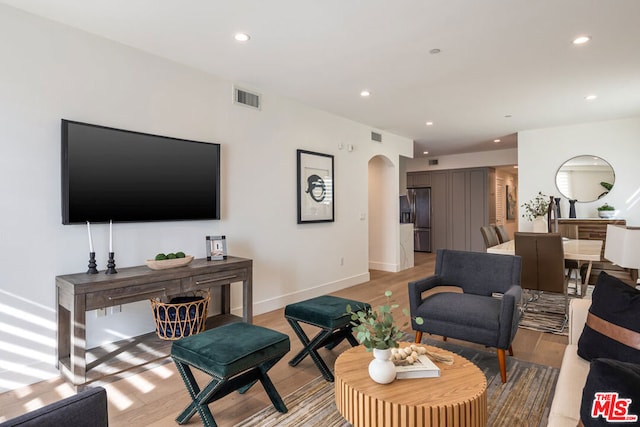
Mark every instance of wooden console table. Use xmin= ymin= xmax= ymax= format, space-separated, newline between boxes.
xmin=56 ymin=256 xmax=252 ymax=387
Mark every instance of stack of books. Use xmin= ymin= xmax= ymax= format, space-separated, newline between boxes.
xmin=395 ymin=354 xmax=441 ymax=379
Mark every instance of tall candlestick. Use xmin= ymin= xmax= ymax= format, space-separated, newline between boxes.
xmin=109 ymin=220 xmax=113 ymax=252
xmin=87 ymin=221 xmax=94 ymax=253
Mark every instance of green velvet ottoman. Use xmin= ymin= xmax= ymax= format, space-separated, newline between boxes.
xmin=284 ymin=295 xmax=370 ymax=381
xmin=171 ymin=322 xmax=290 ymax=427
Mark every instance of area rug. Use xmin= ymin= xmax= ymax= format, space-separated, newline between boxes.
xmin=518 ymin=286 xmax=592 ymax=335
xmin=234 ymin=339 xmax=559 ymax=427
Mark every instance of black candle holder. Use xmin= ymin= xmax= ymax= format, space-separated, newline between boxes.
xmin=569 ymin=199 xmax=577 ymax=218
xmin=105 ymin=252 xmax=117 ymax=274
xmin=87 ymin=252 xmax=99 ymax=274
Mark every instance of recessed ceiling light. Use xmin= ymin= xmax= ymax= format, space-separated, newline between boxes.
xmin=494 ymin=139 xmax=501 ymax=143
xmin=423 ymin=151 xmax=429 ymax=155
xmin=425 ymin=121 xmax=434 ymax=126
xmin=585 ymin=94 xmax=597 ymax=101
xmin=360 ymin=90 xmax=371 ymax=97
xmin=573 ymin=35 xmax=591 ymax=45
xmin=504 ymin=114 xmax=512 ymax=118
xmin=429 ymin=48 xmax=441 ymax=55
xmin=234 ymin=32 xmax=251 ymax=42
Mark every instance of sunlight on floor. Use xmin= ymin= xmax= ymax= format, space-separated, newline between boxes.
xmin=123 ymin=371 xmax=155 ymax=394
xmin=54 ymin=382 xmax=76 ymax=396
xmin=24 ymin=397 xmax=44 ymax=412
xmin=147 ymin=364 xmax=174 ymax=380
xmin=13 ymin=385 xmax=34 ymax=400
xmin=104 ymin=384 xmax=134 ymax=411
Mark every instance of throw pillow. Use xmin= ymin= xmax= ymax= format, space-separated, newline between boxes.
xmin=580 ymin=358 xmax=640 ymax=426
xmin=577 ymin=272 xmax=640 ymax=363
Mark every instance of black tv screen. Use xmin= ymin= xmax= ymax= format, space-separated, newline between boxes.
xmin=61 ymin=119 xmax=220 ymax=224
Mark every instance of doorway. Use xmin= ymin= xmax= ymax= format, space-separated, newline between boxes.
xmin=367 ymin=155 xmax=399 ymax=272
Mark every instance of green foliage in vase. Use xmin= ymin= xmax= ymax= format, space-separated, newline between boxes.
xmin=597 ymin=203 xmax=615 ymax=211
xmin=346 ymin=290 xmax=423 ymax=351
xmin=521 ymin=191 xmax=550 ymax=221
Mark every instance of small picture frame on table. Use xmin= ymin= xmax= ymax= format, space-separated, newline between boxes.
xmin=206 ymin=235 xmax=227 ymax=261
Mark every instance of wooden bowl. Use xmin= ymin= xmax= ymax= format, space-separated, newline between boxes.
xmin=145 ymin=255 xmax=194 ymax=270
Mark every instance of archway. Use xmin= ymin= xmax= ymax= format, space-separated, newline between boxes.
xmin=368 ymin=155 xmax=400 ymax=271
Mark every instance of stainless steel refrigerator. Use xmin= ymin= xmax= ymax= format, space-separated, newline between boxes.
xmin=408 ymin=187 xmax=431 ymax=252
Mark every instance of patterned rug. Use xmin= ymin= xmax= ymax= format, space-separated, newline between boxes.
xmin=518 ymin=285 xmax=592 ymax=335
xmin=235 ymin=339 xmax=559 ymax=427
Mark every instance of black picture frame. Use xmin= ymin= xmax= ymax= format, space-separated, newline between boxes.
xmin=297 ymin=150 xmax=334 ymax=223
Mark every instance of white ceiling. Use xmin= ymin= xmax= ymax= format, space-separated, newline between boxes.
xmin=3 ymin=0 xmax=640 ymax=157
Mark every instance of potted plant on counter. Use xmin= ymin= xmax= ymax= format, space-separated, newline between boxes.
xmin=347 ymin=291 xmax=423 ymax=384
xmin=597 ymin=203 xmax=616 ymax=218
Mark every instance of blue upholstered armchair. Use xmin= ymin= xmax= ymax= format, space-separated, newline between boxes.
xmin=408 ymin=249 xmax=522 ymax=383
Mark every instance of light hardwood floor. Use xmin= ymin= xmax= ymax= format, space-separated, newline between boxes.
xmin=0 ymin=252 xmax=567 ymax=426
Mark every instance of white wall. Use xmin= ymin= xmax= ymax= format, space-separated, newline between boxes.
xmin=402 ymin=148 xmax=518 ymax=174
xmin=0 ymin=5 xmax=412 ymax=391
xmin=518 ymin=117 xmax=640 ymax=230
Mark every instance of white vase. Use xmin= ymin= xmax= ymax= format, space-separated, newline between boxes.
xmin=368 ymin=348 xmax=396 ymax=384
xmin=531 ymin=216 xmax=548 ymax=233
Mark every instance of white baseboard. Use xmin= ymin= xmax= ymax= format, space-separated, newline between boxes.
xmin=368 ymin=260 xmax=400 ymax=272
xmin=232 ymin=272 xmax=371 ymax=317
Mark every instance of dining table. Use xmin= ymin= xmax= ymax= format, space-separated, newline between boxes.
xmin=487 ymin=238 xmax=603 ymax=296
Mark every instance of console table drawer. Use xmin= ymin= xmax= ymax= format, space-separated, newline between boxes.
xmin=85 ymin=279 xmax=181 ymax=310
xmin=186 ymin=269 xmax=247 ymax=290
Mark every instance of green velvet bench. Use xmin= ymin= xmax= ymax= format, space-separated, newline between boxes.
xmin=285 ymin=295 xmax=370 ymax=381
xmin=171 ymin=322 xmax=290 ymax=427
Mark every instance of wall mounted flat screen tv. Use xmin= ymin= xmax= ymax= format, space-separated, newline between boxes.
xmin=61 ymin=119 xmax=220 ymax=224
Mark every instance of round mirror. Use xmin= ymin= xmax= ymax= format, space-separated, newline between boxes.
xmin=555 ymin=155 xmax=615 ymax=202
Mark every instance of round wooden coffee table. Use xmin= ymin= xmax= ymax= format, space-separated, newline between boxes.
xmin=334 ymin=343 xmax=487 ymax=427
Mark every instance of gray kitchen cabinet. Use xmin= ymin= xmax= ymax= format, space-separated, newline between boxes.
xmin=407 ymin=171 xmax=431 ymax=188
xmin=406 ymin=167 xmax=495 ymax=252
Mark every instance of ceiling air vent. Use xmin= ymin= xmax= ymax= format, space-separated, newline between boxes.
xmin=371 ymin=131 xmax=382 ymax=142
xmin=233 ymin=86 xmax=261 ymax=110
xmin=428 ymin=159 xmax=439 ymax=166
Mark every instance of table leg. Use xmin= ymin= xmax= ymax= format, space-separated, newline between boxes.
xmin=243 ymin=273 xmax=253 ymax=324
xmin=582 ymin=261 xmax=593 ymax=297
xmin=221 ymin=284 xmax=230 ymax=315
xmin=71 ymin=295 xmax=87 ymax=386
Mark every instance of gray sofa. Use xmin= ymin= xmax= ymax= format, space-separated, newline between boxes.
xmin=547 ymin=298 xmax=591 ymax=426
xmin=0 ymin=386 xmax=108 ymax=427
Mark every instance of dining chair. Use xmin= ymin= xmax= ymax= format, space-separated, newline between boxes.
xmin=495 ymin=225 xmax=511 ymax=243
xmin=514 ymin=232 xmax=568 ymax=331
xmin=481 ymin=226 xmax=500 ymax=249
xmin=558 ymin=224 xmax=587 ymax=294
